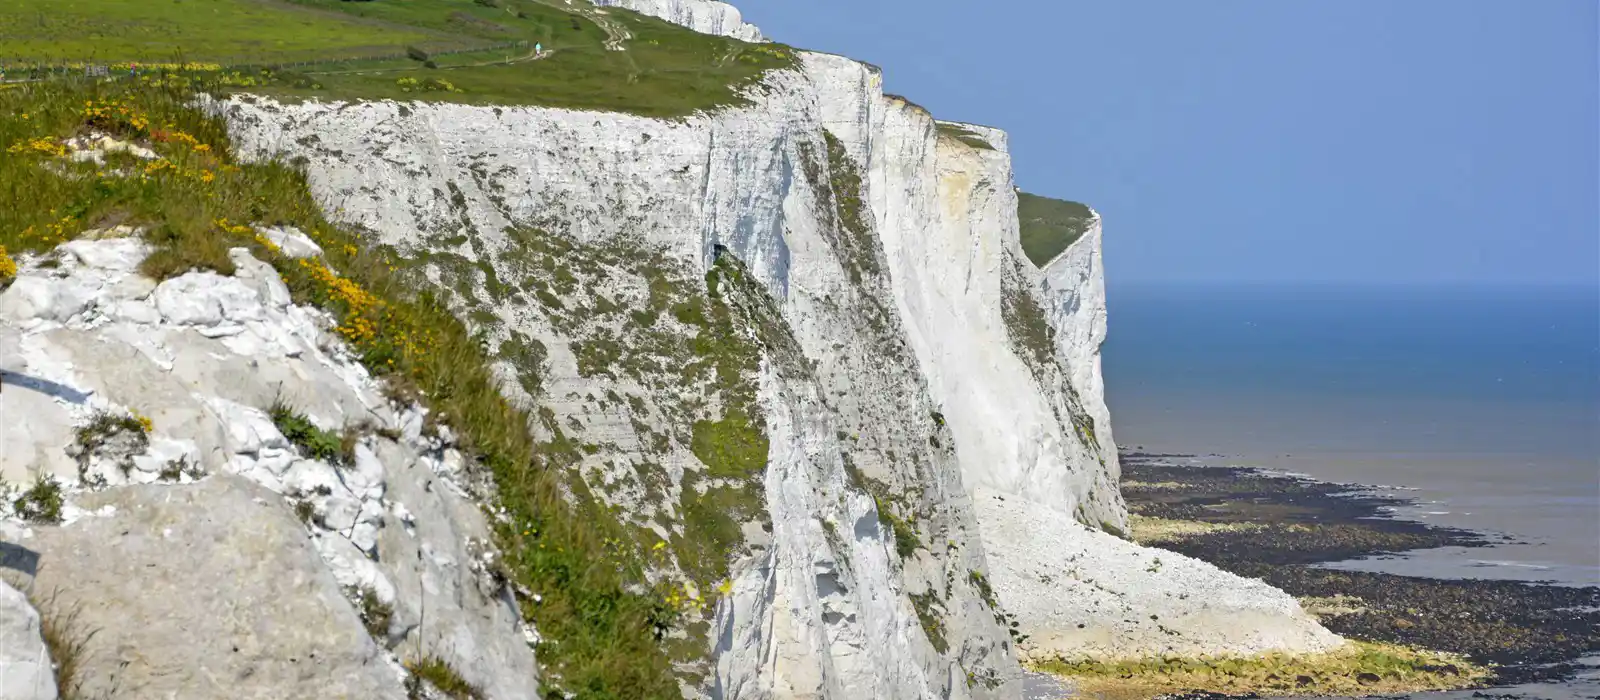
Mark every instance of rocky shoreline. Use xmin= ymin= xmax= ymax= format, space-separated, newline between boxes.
xmin=1121 ymin=450 xmax=1600 ymax=693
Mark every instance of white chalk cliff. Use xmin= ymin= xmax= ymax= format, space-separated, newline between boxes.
xmin=0 ymin=2 xmax=1339 ymax=699
xmin=592 ymin=0 xmax=765 ymax=42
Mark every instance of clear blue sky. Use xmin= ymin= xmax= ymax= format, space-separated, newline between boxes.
xmin=739 ymin=1 xmax=1599 ymax=286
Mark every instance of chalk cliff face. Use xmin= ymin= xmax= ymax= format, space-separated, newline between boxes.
xmin=0 ymin=4 xmax=1337 ymax=699
xmin=213 ymin=38 xmax=1338 ymax=700
xmin=592 ymin=0 xmax=765 ymax=42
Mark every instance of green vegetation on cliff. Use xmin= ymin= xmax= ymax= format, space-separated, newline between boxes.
xmin=1017 ymin=192 xmax=1095 ymax=267
xmin=1 ymin=0 xmax=795 ymax=117
xmin=935 ymin=122 xmax=995 ymax=151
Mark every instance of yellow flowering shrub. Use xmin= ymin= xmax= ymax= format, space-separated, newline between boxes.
xmin=6 ymin=137 xmax=66 ymax=157
xmin=82 ymin=99 xmax=150 ymax=135
xmin=298 ymin=257 xmax=384 ymax=344
xmin=16 ymin=215 xmax=78 ymax=248
xmin=0 ymin=245 xmax=17 ymax=282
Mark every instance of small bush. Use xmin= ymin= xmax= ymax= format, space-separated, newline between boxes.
xmin=269 ymin=399 xmax=345 ymax=466
xmin=13 ymin=475 xmax=64 ymax=524
xmin=405 ymin=46 xmax=430 ymax=62
xmin=73 ymin=410 xmax=150 ymax=465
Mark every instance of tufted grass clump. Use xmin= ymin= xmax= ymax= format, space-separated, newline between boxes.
xmin=13 ymin=474 xmax=64 ymax=524
xmin=269 ymin=399 xmax=346 ymax=467
xmin=935 ymin=122 xmax=995 ymax=151
xmin=1033 ymin=640 xmax=1491 ymax=699
xmin=72 ymin=410 xmax=152 ymax=482
xmin=350 ymin=586 xmax=394 ymax=642
xmin=31 ymin=590 xmax=99 ymax=700
xmin=405 ymin=656 xmax=484 ymax=700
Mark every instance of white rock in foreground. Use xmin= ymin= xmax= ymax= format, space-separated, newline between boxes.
xmin=0 ymin=579 xmax=57 ymax=700
xmin=0 ymin=239 xmax=538 ymax=699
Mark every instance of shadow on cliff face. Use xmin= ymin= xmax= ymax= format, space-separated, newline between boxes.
xmin=1122 ymin=453 xmax=1600 ymax=689
xmin=0 ymin=369 xmax=93 ymax=404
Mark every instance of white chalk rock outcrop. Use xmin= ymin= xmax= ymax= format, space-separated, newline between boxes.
xmin=593 ymin=0 xmax=764 ymax=42
xmin=0 ymin=579 xmax=56 ymax=700
xmin=0 ymin=239 xmax=538 ymax=698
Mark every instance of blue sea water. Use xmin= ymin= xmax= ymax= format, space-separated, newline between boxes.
xmin=1103 ymin=283 xmax=1600 ymax=585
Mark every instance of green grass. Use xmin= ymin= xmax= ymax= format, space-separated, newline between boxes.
xmin=843 ymin=462 xmax=924 ymax=559
xmin=909 ymin=590 xmax=949 ymax=654
xmin=406 ymin=656 xmax=485 ymax=700
xmin=1017 ymin=192 xmax=1095 ymax=267
xmin=936 ymin=122 xmax=995 ymax=151
xmin=2 ymin=79 xmax=687 ymax=699
xmin=3 ymin=0 xmax=798 ymax=117
xmin=12 ymin=474 xmax=64 ymax=524
xmin=31 ymin=591 xmax=98 ymax=700
xmin=0 ymin=0 xmax=452 ymax=65
xmin=351 ymin=586 xmax=395 ymax=641
xmin=72 ymin=408 xmax=152 ymax=484
xmin=690 ymin=412 xmax=766 ymax=480
xmin=269 ymin=398 xmax=346 ymax=466
xmin=999 ymin=262 xmax=1056 ymax=375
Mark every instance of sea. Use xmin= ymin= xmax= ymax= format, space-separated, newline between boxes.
xmin=1092 ymin=282 xmax=1600 ymax=700
xmin=1105 ymin=282 xmax=1599 ymax=586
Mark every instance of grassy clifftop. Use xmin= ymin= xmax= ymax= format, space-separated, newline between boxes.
xmin=1018 ymin=192 xmax=1096 ymax=267
xmin=1 ymin=0 xmax=795 ymax=117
